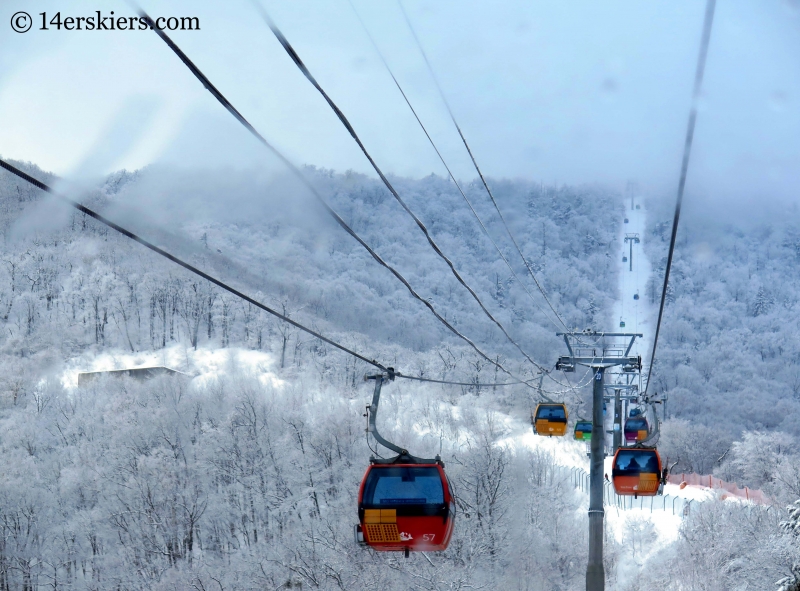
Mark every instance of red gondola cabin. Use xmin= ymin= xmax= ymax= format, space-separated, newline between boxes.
xmin=356 ymin=463 xmax=455 ymax=553
xmin=611 ymin=448 xmax=663 ymax=497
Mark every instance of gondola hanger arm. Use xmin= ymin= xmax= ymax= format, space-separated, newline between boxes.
xmin=364 ymin=371 xmax=441 ymax=464
xmin=635 ymin=399 xmax=662 ymax=447
xmin=365 ymin=371 xmax=406 ymax=457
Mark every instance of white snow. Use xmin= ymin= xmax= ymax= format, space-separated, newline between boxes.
xmin=662 ymin=482 xmax=714 ymax=502
xmin=500 ymin=415 xmax=590 ymax=469
xmin=611 ymin=200 xmax=654 ymax=360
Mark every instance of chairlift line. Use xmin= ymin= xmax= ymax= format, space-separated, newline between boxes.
xmin=347 ymin=0 xmax=564 ymax=333
xmin=257 ymin=10 xmax=551 ymax=376
xmin=4 ymin=4 xmax=723 ymax=569
xmin=136 ymin=10 xmax=531 ymax=383
xmin=644 ymin=0 xmax=716 ymax=397
xmin=397 ymin=0 xmax=571 ymax=333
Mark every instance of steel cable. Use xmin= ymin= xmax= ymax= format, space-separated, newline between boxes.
xmin=644 ymin=0 xmax=716 ymax=396
xmin=256 ymin=8 xmax=549 ymax=375
xmin=347 ymin=0 xmax=564 ymax=333
xmin=0 ymin=158 xmax=539 ymax=389
xmin=395 ymin=3 xmax=605 ymax=394
xmin=397 ymin=1 xmax=570 ymax=333
xmin=136 ymin=10 xmax=532 ymax=383
xmin=0 ymin=158 xmax=386 ymax=370
xmin=395 ymin=374 xmax=525 ymax=387
xmin=346 ymin=5 xmax=593 ymax=394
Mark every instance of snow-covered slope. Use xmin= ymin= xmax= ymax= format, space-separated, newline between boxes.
xmin=612 ymin=197 xmax=654 ymax=359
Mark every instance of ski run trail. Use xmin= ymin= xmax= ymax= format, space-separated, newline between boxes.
xmin=498 ymin=196 xmax=757 ymax=571
xmin=493 ymin=195 xmax=734 ymax=579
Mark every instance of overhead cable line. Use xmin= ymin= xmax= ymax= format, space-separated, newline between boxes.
xmin=136 ymin=11 xmax=531 ymax=383
xmin=400 ymin=375 xmax=523 ymax=387
xmin=348 ymin=6 xmax=600 ymax=402
xmin=397 ymin=1 xmax=570 ymax=333
xmin=0 ymin=159 xmax=385 ymax=370
xmin=347 ymin=0 xmax=563 ymax=333
xmin=644 ymin=0 xmax=716 ymax=396
xmin=348 ymin=5 xmax=584 ymax=400
xmin=256 ymin=8 xmax=549 ymax=375
xmin=0 ymin=158 xmax=530 ymax=389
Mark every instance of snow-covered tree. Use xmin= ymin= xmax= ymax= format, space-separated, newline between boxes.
xmin=777 ymin=500 xmax=800 ymax=591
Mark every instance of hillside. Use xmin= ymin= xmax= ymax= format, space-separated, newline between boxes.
xmin=0 ymin=162 xmax=798 ymax=589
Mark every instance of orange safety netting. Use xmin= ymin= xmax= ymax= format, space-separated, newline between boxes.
xmin=667 ymin=473 xmax=769 ymax=504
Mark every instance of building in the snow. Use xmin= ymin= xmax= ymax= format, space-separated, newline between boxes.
xmin=77 ymin=366 xmax=189 ymax=386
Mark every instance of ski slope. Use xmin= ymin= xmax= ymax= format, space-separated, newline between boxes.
xmin=495 ymin=195 xmax=740 ymax=575
xmin=611 ymin=198 xmax=654 ymax=361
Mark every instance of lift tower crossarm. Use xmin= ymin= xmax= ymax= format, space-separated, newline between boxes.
xmin=556 ymin=331 xmax=642 ymax=591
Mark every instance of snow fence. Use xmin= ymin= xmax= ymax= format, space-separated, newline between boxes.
xmin=666 ymin=473 xmax=769 ymax=504
xmin=560 ymin=466 xmax=694 ymax=516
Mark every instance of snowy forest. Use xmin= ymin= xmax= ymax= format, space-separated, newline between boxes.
xmin=0 ymin=158 xmax=799 ymax=590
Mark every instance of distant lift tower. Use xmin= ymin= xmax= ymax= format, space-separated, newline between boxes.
xmin=624 ymin=233 xmax=640 ymax=272
xmin=556 ymin=331 xmax=642 ymax=591
xmin=626 ymin=180 xmax=639 ymax=210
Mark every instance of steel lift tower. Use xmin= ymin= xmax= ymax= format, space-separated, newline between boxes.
xmin=556 ymin=331 xmax=642 ymax=591
xmin=624 ymin=233 xmax=640 ymax=273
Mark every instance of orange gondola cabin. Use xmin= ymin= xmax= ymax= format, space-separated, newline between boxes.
xmin=533 ymin=403 xmax=568 ymax=436
xmin=611 ymin=448 xmax=664 ymax=497
xmin=356 ymin=462 xmax=455 ymax=553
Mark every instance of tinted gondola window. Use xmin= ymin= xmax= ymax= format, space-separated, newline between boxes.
xmin=614 ymin=451 xmax=659 ymax=474
xmin=625 ymin=419 xmax=647 ymax=431
xmin=363 ymin=467 xmax=444 ymax=505
xmin=537 ymin=406 xmax=566 ymax=421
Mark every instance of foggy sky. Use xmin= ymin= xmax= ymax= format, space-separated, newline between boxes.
xmin=1 ymin=0 xmax=799 ymax=205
